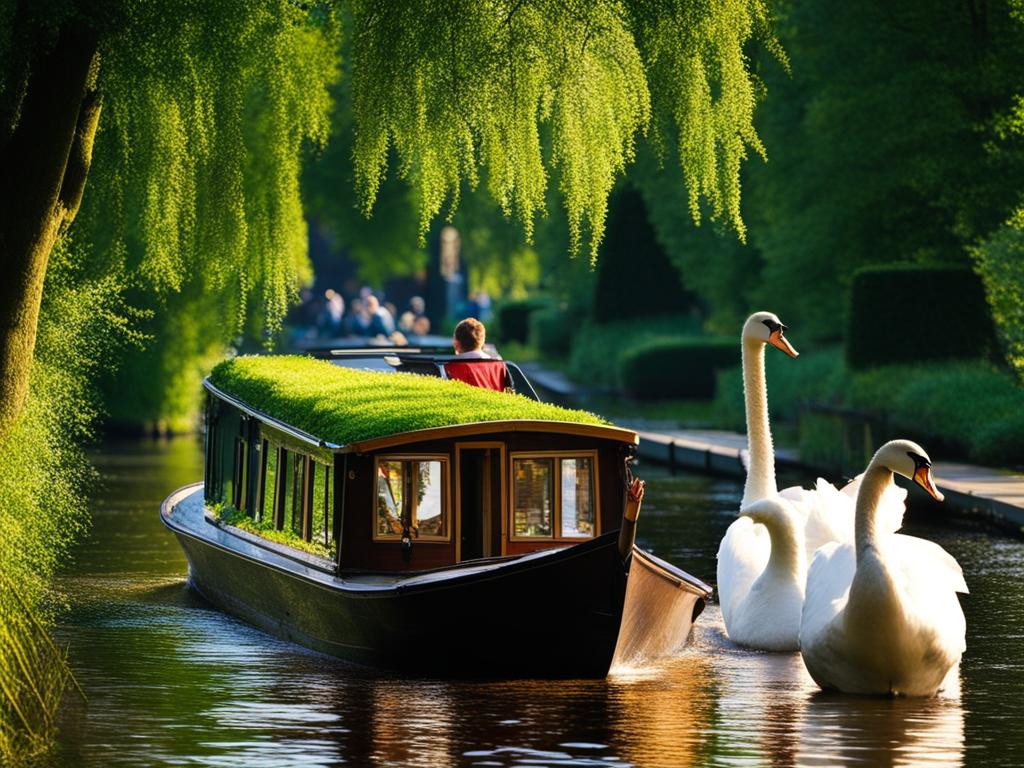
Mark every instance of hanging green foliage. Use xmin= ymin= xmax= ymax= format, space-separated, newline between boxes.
xmin=75 ymin=0 xmax=341 ymax=336
xmin=349 ymin=0 xmax=780 ymax=260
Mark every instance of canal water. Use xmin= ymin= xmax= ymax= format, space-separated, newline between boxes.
xmin=46 ymin=438 xmax=1024 ymax=767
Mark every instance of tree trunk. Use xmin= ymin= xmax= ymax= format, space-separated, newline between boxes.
xmin=0 ymin=24 xmax=100 ymax=441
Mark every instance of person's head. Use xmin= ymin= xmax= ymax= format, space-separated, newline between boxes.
xmin=410 ymin=295 xmax=425 ymax=315
xmin=365 ymin=294 xmax=380 ymax=314
xmin=412 ymin=315 xmax=431 ymax=335
xmin=453 ymin=317 xmax=485 ymax=353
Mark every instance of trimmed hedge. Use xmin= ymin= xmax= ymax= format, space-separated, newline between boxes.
xmin=209 ymin=355 xmax=608 ymax=445
xmin=848 ymin=360 xmax=1024 ymax=467
xmin=568 ymin=314 xmax=702 ymax=389
xmin=620 ymin=337 xmax=738 ymax=400
xmin=846 ymin=263 xmax=997 ymax=369
xmin=494 ymin=298 xmax=551 ymax=344
xmin=713 ymin=345 xmax=1024 ymax=468
xmin=529 ymin=306 xmax=574 ymax=357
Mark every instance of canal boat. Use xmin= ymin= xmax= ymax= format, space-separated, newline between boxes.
xmin=160 ymin=354 xmax=711 ymax=678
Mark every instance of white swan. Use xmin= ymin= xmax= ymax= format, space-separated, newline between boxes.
xmin=720 ymin=497 xmax=806 ymax=650
xmin=799 ymin=440 xmax=968 ymax=696
xmin=716 ymin=312 xmax=904 ymax=650
xmin=717 ymin=312 xmax=802 ymax=647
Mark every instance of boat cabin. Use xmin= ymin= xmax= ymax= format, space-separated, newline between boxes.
xmin=203 ymin=355 xmax=639 ymax=573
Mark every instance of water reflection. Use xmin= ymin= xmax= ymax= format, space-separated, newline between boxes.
xmin=47 ymin=440 xmax=1016 ymax=767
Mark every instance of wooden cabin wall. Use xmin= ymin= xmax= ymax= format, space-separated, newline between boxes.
xmin=339 ymin=432 xmax=632 ymax=571
xmin=340 ymin=447 xmax=457 ymax=572
xmin=205 ymin=396 xmax=245 ymax=506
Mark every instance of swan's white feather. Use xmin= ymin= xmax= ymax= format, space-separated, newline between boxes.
xmin=800 ymin=533 xmax=967 ymax=697
xmin=716 ymin=517 xmax=769 ymax=629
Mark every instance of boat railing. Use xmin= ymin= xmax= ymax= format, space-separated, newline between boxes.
xmin=305 ymin=346 xmax=542 ymax=401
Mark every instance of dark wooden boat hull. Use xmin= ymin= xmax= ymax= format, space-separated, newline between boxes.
xmin=162 ymin=484 xmax=710 ymax=678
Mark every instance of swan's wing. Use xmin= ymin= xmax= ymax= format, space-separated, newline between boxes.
xmin=716 ymin=516 xmax=769 ymax=629
xmin=799 ymin=541 xmax=856 ymax=649
xmin=890 ymin=534 xmax=969 ymax=595
xmin=886 ymin=534 xmax=969 ymax=664
xmin=780 ymin=479 xmax=854 ymax=553
xmin=876 ymin=483 xmax=907 ymax=534
xmin=841 ymin=473 xmax=907 ymax=533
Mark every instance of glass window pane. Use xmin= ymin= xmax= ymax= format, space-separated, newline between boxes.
xmin=412 ymin=461 xmax=445 ymax=538
xmin=513 ymin=458 xmax=553 ymax=537
xmin=280 ymin=451 xmax=294 ymax=531
xmin=376 ymin=460 xmax=404 ymax=538
xmin=561 ymin=458 xmax=595 ymax=538
xmin=261 ymin=443 xmax=278 ymax=523
xmin=286 ymin=454 xmax=306 ymax=537
xmin=312 ymin=462 xmax=327 ymax=545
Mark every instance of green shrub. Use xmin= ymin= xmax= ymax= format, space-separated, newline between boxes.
xmin=494 ymin=297 xmax=551 ymax=344
xmin=712 ymin=346 xmax=847 ymax=430
xmin=973 ymin=220 xmax=1024 ymax=380
xmin=620 ymin=338 xmax=738 ymax=399
xmin=529 ymin=306 xmax=574 ymax=357
xmin=848 ymin=360 xmax=1024 ymax=467
xmin=568 ymin=314 xmax=702 ymax=390
xmin=846 ymin=263 xmax=997 ymax=369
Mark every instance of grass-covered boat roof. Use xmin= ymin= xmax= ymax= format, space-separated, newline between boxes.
xmin=208 ymin=355 xmax=619 ymax=448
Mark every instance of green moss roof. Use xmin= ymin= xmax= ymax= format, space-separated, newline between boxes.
xmin=208 ymin=355 xmax=610 ymax=446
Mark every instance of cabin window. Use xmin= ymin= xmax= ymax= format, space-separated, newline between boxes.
xmin=373 ymin=457 xmax=450 ymax=542
xmin=512 ymin=458 xmax=553 ymax=537
xmin=284 ymin=451 xmax=305 ymax=538
xmin=310 ymin=461 xmax=333 ymax=547
xmin=232 ymin=437 xmax=247 ymax=511
xmin=511 ymin=452 xmax=599 ymax=540
xmin=559 ymin=457 xmax=595 ymax=537
xmin=260 ymin=441 xmax=279 ymax=523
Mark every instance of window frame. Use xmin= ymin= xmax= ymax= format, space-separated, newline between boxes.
xmin=372 ymin=454 xmax=452 ymax=544
xmin=508 ymin=450 xmax=600 ymax=542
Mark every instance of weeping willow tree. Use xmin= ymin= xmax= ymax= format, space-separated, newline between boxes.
xmin=1 ymin=0 xmax=778 ymax=758
xmin=0 ymin=1 xmax=339 ymax=442
xmin=0 ymin=2 xmax=339 ymax=760
xmin=349 ymin=0 xmax=781 ymax=257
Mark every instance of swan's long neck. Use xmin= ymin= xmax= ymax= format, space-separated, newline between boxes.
xmin=760 ymin=514 xmax=806 ymax=582
xmin=854 ymin=463 xmax=893 ymax=562
xmin=742 ymin=337 xmax=776 ymax=506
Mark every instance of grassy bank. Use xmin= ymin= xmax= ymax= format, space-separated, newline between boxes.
xmin=0 ymin=249 xmax=126 ymax=763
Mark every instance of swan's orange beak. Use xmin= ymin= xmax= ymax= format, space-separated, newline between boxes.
xmin=913 ymin=465 xmax=944 ymax=502
xmin=768 ymin=329 xmax=799 ymax=358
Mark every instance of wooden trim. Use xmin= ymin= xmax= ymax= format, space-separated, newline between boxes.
xmin=454 ymin=441 xmax=507 ymax=562
xmin=508 ymin=450 xmax=601 ymax=542
xmin=347 ymin=420 xmax=638 ymax=454
xmin=371 ymin=454 xmax=452 ymax=544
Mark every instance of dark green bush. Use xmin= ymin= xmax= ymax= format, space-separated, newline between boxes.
xmin=529 ymin=306 xmax=574 ymax=357
xmin=620 ymin=337 xmax=738 ymax=400
xmin=846 ymin=263 xmax=997 ymax=369
xmin=591 ymin=185 xmax=696 ymax=323
xmin=848 ymin=360 xmax=1024 ymax=467
xmin=494 ymin=297 xmax=551 ymax=344
xmin=568 ymin=314 xmax=702 ymax=389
